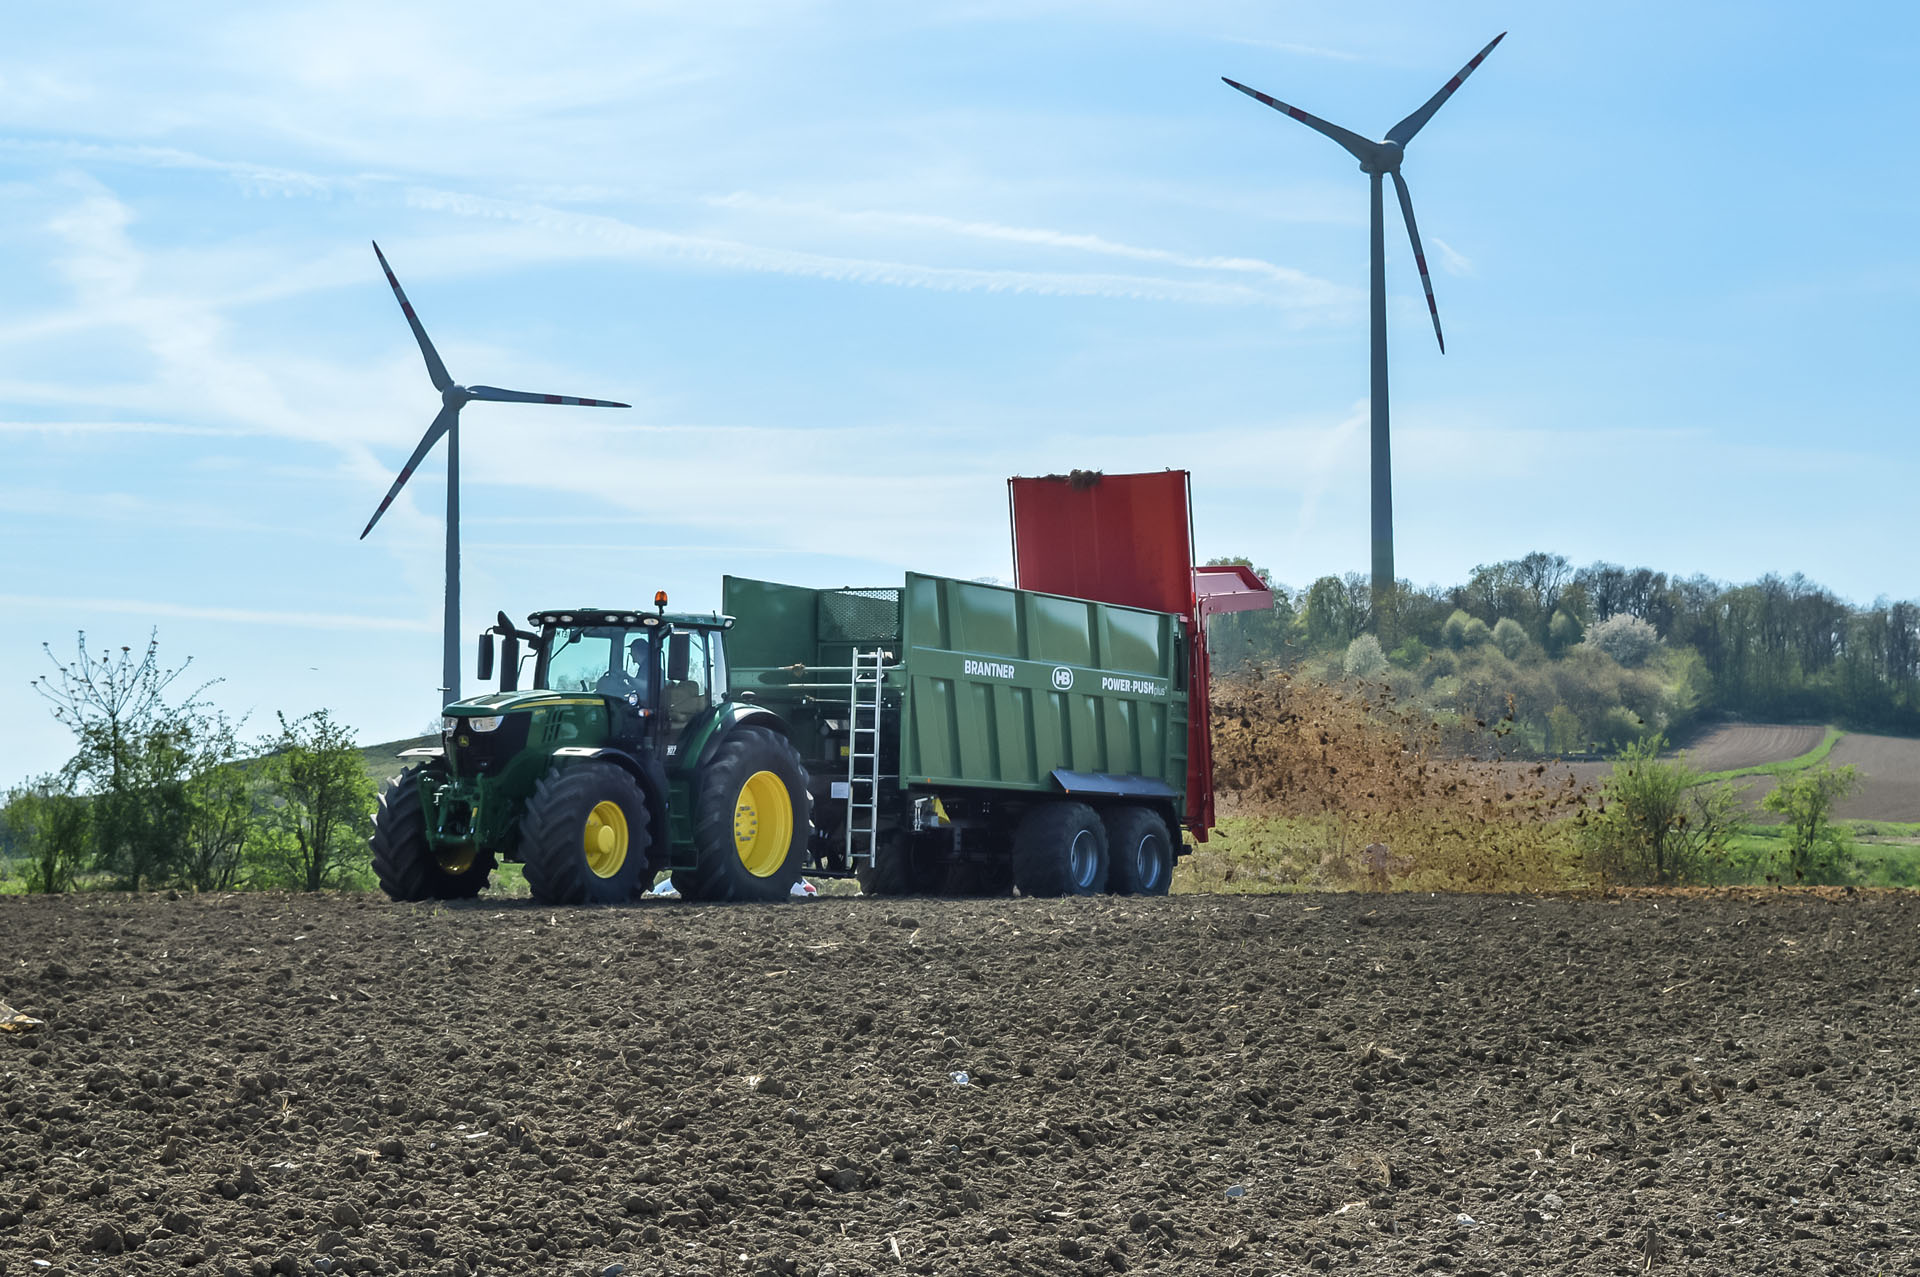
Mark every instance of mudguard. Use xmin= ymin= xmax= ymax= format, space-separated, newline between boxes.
xmin=548 ymin=745 xmax=672 ymax=864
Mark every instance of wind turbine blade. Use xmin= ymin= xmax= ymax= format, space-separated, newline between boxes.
xmin=1386 ymin=32 xmax=1505 ymax=148
xmin=360 ymin=404 xmax=458 ymax=540
xmin=1390 ymin=171 xmax=1445 ymax=353
xmin=371 ymin=241 xmax=454 ymax=393
xmin=465 ymin=385 xmax=630 ymax=408
xmin=1221 ymin=77 xmax=1380 ymax=165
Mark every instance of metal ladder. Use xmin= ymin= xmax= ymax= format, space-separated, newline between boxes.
xmin=844 ymin=647 xmax=888 ymax=872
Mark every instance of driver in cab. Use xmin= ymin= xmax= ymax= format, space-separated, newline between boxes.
xmin=595 ymin=635 xmax=652 ymax=704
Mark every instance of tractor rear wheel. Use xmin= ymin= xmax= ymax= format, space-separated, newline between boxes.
xmin=1102 ymin=805 xmax=1174 ymax=895
xmin=370 ymin=765 xmax=495 ymax=901
xmin=673 ymin=727 xmax=812 ymax=903
xmin=1010 ymin=801 xmax=1107 ymax=897
xmin=519 ymin=762 xmax=652 ymax=905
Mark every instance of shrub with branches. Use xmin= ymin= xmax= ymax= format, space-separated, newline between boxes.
xmin=1576 ymin=735 xmax=1743 ymax=884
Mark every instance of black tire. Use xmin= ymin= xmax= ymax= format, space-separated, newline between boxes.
xmin=1010 ymin=802 xmax=1107 ymax=897
xmin=672 ymin=727 xmax=812 ymax=903
xmin=518 ymin=762 xmax=652 ymax=905
xmin=943 ymin=858 xmax=1013 ymax=897
xmin=1103 ymin=805 xmax=1174 ymax=896
xmin=857 ymin=831 xmax=946 ymax=897
xmin=370 ymin=765 xmax=495 ymax=901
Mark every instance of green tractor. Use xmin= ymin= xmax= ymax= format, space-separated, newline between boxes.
xmin=369 ymin=599 xmax=812 ymax=904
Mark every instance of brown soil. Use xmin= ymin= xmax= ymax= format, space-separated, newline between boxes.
xmin=1671 ymin=725 xmax=1829 ymax=773
xmin=4 ymin=890 xmax=1917 ymax=1276
xmin=1732 ymin=733 xmax=1920 ymax=823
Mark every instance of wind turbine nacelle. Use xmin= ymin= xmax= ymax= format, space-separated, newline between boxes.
xmin=1359 ymin=140 xmax=1404 ymax=175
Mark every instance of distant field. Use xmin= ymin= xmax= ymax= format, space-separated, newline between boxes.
xmin=1521 ymin=723 xmax=1920 ymax=823
xmin=1677 ymin=722 xmax=1830 ymax=772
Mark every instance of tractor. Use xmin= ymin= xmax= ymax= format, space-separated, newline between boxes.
xmin=368 ymin=596 xmax=811 ymax=904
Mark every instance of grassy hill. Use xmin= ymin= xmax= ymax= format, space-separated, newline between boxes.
xmin=358 ymin=735 xmax=437 ymax=790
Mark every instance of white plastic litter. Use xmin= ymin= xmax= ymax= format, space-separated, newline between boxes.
xmin=649 ymin=880 xmax=680 ymax=897
xmin=791 ymin=879 xmax=819 ymax=897
xmin=948 ymin=1071 xmax=971 ymax=1086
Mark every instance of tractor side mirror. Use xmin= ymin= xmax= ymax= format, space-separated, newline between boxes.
xmin=667 ymin=632 xmax=691 ymax=683
xmin=476 ymin=633 xmax=495 ymax=683
xmin=499 ymin=635 xmax=520 ymax=692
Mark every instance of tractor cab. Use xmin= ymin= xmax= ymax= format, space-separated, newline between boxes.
xmin=470 ymin=601 xmax=735 ymax=751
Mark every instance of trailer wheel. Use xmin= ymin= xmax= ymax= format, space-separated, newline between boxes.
xmin=943 ymin=859 xmax=1013 ymax=897
xmin=519 ymin=762 xmax=652 ymax=905
xmin=1103 ymin=806 xmax=1173 ymax=896
xmin=370 ymin=765 xmax=495 ymax=901
xmin=1011 ymin=802 xmax=1107 ymax=897
xmin=674 ymin=727 xmax=812 ymax=903
xmin=857 ymin=832 xmax=944 ymax=897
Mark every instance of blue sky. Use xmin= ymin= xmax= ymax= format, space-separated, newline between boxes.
xmin=3 ymin=2 xmax=1916 ymax=781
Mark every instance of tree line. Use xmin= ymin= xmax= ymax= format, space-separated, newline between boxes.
xmin=1 ymin=633 xmax=372 ymax=893
xmin=1207 ymin=552 xmax=1920 ymax=751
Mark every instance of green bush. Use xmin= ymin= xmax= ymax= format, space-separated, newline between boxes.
xmin=1491 ymin=617 xmax=1531 ymax=660
xmin=1761 ymin=764 xmax=1861 ymax=883
xmin=1577 ymin=735 xmax=1744 ymax=884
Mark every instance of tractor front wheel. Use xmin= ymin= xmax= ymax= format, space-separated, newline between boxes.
xmin=519 ymin=763 xmax=652 ymax=905
xmin=674 ymin=727 xmax=812 ymax=903
xmin=370 ymin=765 xmax=495 ymax=901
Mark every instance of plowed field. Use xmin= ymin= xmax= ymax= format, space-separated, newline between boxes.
xmin=1674 ymin=725 xmax=1830 ymax=773
xmin=4 ymin=890 xmax=1917 ymax=1276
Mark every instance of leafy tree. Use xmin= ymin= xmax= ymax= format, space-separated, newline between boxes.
xmin=180 ymin=713 xmax=253 ymax=892
xmin=1547 ymin=609 xmax=1584 ymax=656
xmin=1302 ymin=575 xmax=1370 ymax=651
xmin=1491 ymin=617 xmax=1531 ymax=660
xmin=31 ymin=632 xmax=208 ymax=890
xmin=1577 ymin=736 xmax=1743 ymax=884
xmin=1440 ymin=610 xmax=1490 ymax=651
xmin=1585 ymin=614 xmax=1660 ymax=668
xmin=1343 ymin=634 xmax=1387 ymax=679
xmin=255 ymin=711 xmax=373 ymax=891
xmin=1761 ymin=764 xmax=1861 ymax=883
xmin=0 ymin=777 xmax=90 ymax=893
xmin=1547 ymin=704 xmax=1582 ymax=755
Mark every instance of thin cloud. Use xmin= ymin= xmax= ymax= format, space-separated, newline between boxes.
xmin=1223 ymin=36 xmax=1368 ymax=62
xmin=1431 ymin=237 xmax=1473 ymax=277
xmin=707 ymin=192 xmax=1348 ymax=297
xmin=0 ymin=419 xmax=250 ymax=437
xmin=405 ymin=188 xmax=1321 ymax=309
xmin=0 ymin=594 xmax=435 ymax=632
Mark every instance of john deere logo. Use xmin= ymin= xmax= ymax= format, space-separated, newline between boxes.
xmin=1051 ymin=666 xmax=1075 ymax=691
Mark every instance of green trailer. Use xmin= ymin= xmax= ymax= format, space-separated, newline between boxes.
xmin=366 ymin=472 xmax=1270 ymax=905
xmin=724 ymin=572 xmax=1195 ymax=896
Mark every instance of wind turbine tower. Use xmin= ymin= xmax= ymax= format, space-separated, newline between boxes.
xmin=1224 ymin=33 xmax=1504 ymax=607
xmin=360 ymin=242 xmax=630 ymax=704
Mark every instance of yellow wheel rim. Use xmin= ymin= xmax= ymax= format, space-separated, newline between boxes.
xmin=437 ymin=846 xmax=477 ymax=875
xmin=733 ymin=770 xmax=793 ymax=878
xmin=583 ymin=800 xmax=630 ymax=879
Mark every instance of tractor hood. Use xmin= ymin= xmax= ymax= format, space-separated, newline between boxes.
xmin=446 ymin=690 xmax=606 ymax=716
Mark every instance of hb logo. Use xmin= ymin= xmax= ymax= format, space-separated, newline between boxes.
xmin=1051 ymin=666 xmax=1075 ymax=691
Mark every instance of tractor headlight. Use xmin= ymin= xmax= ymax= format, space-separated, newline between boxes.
xmin=442 ymin=715 xmax=458 ymax=733
xmin=464 ymin=715 xmax=505 ymax=733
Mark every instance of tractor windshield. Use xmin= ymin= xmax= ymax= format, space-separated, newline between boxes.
xmin=544 ymin=626 xmax=654 ymax=700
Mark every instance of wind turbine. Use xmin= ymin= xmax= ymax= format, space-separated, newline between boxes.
xmin=1224 ymin=32 xmax=1504 ymax=608
xmin=360 ymin=241 xmax=629 ymax=703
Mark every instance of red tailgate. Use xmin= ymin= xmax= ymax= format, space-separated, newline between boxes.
xmin=1007 ymin=471 xmax=1219 ymax=838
